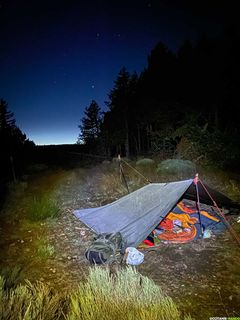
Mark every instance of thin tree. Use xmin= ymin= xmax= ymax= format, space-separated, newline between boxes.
xmin=77 ymin=100 xmax=102 ymax=147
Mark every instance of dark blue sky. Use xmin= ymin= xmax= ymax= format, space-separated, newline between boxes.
xmin=0 ymin=0 xmax=229 ymax=145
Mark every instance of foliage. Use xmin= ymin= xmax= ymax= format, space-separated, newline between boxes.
xmin=174 ymin=116 xmax=240 ymax=168
xmin=0 ymin=99 xmax=35 ymax=184
xmin=157 ymin=159 xmax=196 ymax=177
xmin=77 ymin=100 xmax=102 ymax=147
xmin=0 ymin=267 xmax=192 ymax=320
xmin=136 ymin=158 xmax=156 ymax=167
xmin=26 ymin=194 xmax=60 ymax=221
xmin=0 ymin=276 xmax=65 ymax=320
xmin=0 ymin=266 xmax=24 ymax=290
xmin=36 ymin=239 xmax=55 ymax=259
xmin=87 ymin=31 xmax=240 ymax=168
xmin=0 ymin=99 xmax=35 ymax=153
xmin=68 ymin=266 xmax=182 ymax=320
xmin=103 ymin=68 xmax=138 ymax=156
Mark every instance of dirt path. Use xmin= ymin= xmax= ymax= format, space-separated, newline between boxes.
xmin=0 ymin=163 xmax=240 ymax=319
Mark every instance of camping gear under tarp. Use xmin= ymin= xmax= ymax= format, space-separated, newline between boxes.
xmin=74 ymin=179 xmax=239 ymax=248
xmin=154 ymin=199 xmax=226 ymax=244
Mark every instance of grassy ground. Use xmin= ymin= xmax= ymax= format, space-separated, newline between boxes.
xmin=0 ymin=159 xmax=240 ymax=319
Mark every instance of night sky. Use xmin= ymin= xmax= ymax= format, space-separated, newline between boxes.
xmin=0 ymin=1 xmax=232 ymax=145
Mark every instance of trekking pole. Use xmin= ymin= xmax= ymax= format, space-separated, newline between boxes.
xmin=194 ymin=173 xmax=203 ymax=237
xmin=118 ymin=154 xmax=129 ymax=194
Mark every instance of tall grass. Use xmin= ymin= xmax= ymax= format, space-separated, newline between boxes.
xmin=0 ymin=266 xmax=24 ymax=289
xmin=26 ymin=194 xmax=60 ymax=221
xmin=0 ymin=267 xmax=192 ymax=320
xmin=68 ymin=266 xmax=189 ymax=320
xmin=0 ymin=276 xmax=65 ymax=320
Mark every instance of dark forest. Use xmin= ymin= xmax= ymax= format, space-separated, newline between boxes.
xmin=76 ymin=30 xmax=240 ymax=168
xmin=1 ymin=30 xmax=240 ymax=187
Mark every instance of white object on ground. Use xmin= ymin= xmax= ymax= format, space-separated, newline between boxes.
xmin=125 ymin=247 xmax=144 ymax=265
xmin=203 ymin=229 xmax=212 ymax=238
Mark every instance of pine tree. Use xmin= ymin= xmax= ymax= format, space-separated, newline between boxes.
xmin=77 ymin=100 xmax=102 ymax=146
xmin=105 ymin=67 xmax=133 ymax=157
xmin=0 ymin=99 xmax=16 ymax=130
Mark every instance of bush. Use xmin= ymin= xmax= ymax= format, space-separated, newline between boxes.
xmin=136 ymin=158 xmax=156 ymax=167
xmin=157 ymin=159 xmax=196 ymax=176
xmin=68 ymin=266 xmax=186 ymax=320
xmin=174 ymin=118 xmax=240 ymax=168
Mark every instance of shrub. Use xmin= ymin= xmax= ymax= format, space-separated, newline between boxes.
xmin=68 ymin=266 xmax=186 ymax=320
xmin=157 ymin=159 xmax=196 ymax=177
xmin=136 ymin=158 xmax=156 ymax=167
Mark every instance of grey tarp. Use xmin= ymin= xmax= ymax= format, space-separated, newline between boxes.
xmin=74 ymin=179 xmax=193 ymax=247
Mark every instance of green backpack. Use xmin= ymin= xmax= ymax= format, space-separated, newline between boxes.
xmin=85 ymin=232 xmax=125 ymax=264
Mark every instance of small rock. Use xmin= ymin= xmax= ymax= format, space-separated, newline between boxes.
xmin=20 ymin=240 xmax=24 ymax=243
xmin=67 ymin=256 xmax=71 ymax=260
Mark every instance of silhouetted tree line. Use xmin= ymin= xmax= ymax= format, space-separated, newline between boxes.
xmin=0 ymin=99 xmax=35 ymax=185
xmin=79 ymin=29 xmax=240 ymax=169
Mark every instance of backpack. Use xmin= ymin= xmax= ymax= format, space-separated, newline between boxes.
xmin=85 ymin=232 xmax=125 ymax=264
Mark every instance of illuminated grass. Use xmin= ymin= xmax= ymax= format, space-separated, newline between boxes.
xmin=68 ymin=266 xmax=191 ymax=320
xmin=0 ymin=276 xmax=65 ymax=320
xmin=0 ymin=267 xmax=192 ymax=320
xmin=36 ymin=239 xmax=55 ymax=259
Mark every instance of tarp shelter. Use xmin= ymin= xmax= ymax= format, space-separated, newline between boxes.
xmin=74 ymin=179 xmax=239 ymax=248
